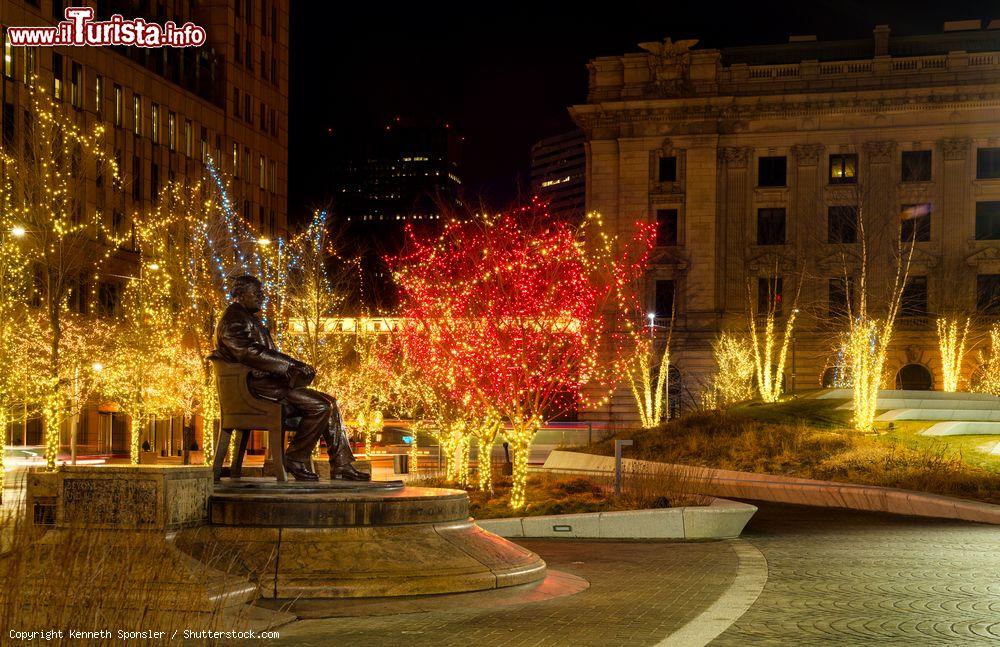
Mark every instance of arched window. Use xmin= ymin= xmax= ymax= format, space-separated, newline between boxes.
xmin=895 ymin=364 xmax=933 ymax=390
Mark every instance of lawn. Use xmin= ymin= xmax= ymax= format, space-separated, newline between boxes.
xmin=587 ymin=393 xmax=1000 ymax=506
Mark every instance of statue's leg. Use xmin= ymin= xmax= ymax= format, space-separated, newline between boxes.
xmin=323 ymin=396 xmax=356 ymax=467
xmin=282 ymin=388 xmax=328 ymax=463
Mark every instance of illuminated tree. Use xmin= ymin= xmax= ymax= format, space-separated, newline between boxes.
xmin=937 ymin=316 xmax=970 ymax=392
xmin=710 ymin=332 xmax=756 ymax=406
xmin=747 ymin=270 xmax=802 ymax=403
xmin=0 ymin=183 xmax=35 ymax=492
xmin=0 ymin=83 xmax=120 ymax=468
xmin=625 ymin=314 xmax=673 ymax=428
xmin=974 ymin=323 xmax=1000 ymax=396
xmin=393 ymin=205 xmax=647 ymax=509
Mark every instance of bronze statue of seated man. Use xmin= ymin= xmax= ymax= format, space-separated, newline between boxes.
xmin=213 ymin=275 xmax=370 ymax=482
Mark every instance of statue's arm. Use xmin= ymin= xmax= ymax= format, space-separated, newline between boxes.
xmin=219 ymin=319 xmax=297 ymax=376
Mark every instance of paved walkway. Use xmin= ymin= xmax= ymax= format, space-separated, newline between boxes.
xmin=714 ymin=503 xmax=1000 ymax=645
xmin=273 ymin=503 xmax=1000 ymax=646
xmin=276 ymin=540 xmax=740 ymax=646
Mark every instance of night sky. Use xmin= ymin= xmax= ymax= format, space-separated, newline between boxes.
xmin=288 ymin=0 xmax=998 ymax=223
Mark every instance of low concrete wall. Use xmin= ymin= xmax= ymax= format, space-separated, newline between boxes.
xmin=476 ymin=498 xmax=756 ymax=540
xmin=542 ymin=451 xmax=1000 ymax=525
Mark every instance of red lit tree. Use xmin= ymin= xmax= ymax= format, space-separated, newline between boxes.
xmin=392 ymin=203 xmax=651 ymax=508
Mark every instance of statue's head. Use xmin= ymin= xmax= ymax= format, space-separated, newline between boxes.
xmin=230 ymin=275 xmax=264 ymax=313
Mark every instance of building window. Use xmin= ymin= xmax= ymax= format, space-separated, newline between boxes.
xmin=23 ymin=47 xmax=35 ymax=85
xmin=272 ymin=5 xmax=278 ymax=42
xmin=756 ymin=208 xmax=786 ymax=245
xmin=113 ymin=84 xmax=122 ymax=127
xmin=184 ymin=120 xmax=192 ymax=157
xmin=828 ymin=278 xmax=852 ymax=318
xmin=829 ymin=154 xmax=857 ymax=184
xmin=270 ymin=108 xmax=277 ymax=136
xmin=269 ymin=160 xmax=276 ymax=193
xmin=133 ymin=94 xmax=141 ymax=135
xmin=658 ymin=156 xmax=677 ymax=182
xmin=233 ymin=87 xmax=240 ymax=118
xmin=131 ymin=155 xmax=142 ymax=202
xmin=900 ymin=204 xmax=931 ymax=242
xmin=201 ymin=126 xmax=208 ymax=162
xmin=258 ymin=205 xmax=265 ymax=230
xmin=232 ymin=142 xmax=239 ymax=177
xmin=244 ymin=146 xmax=250 ymax=179
xmin=260 ymin=49 xmax=267 ymax=81
xmin=150 ymin=162 xmax=159 ymax=201
xmin=246 ymin=40 xmax=253 ymax=72
xmin=901 ymin=276 xmax=928 ymax=317
xmin=2 ymin=29 xmax=13 ymax=78
xmin=269 ymin=209 xmax=276 ymax=236
xmin=94 ymin=74 xmax=103 ymax=116
xmin=757 ymin=156 xmax=786 ymax=187
xmin=976 ymin=201 xmax=1000 ymax=240
xmin=2 ymin=101 xmax=14 ymax=151
xmin=828 ymin=206 xmax=858 ymax=244
xmin=655 ymin=209 xmax=678 ymax=246
xmin=97 ymin=282 xmax=120 ymax=317
xmin=234 ymin=31 xmax=241 ymax=64
xmin=654 ymin=279 xmax=674 ymax=318
xmin=70 ymin=62 xmax=82 ymax=109
xmin=977 ymin=148 xmax=1000 ymax=180
xmin=242 ymin=199 xmax=250 ymax=223
xmin=167 ymin=112 xmax=176 ymax=150
xmin=151 ymin=103 xmax=159 ymax=144
xmin=258 ymin=155 xmax=265 ymax=189
xmin=978 ymin=274 xmax=1000 ymax=314
xmin=902 ymin=150 xmax=931 ymax=182
xmin=758 ymin=277 xmax=783 ymax=314
xmin=52 ymin=52 xmax=63 ymax=101
xmin=244 ymin=94 xmax=251 ymax=122
xmin=259 ymin=101 xmax=266 ymax=130
xmin=271 ymin=56 xmax=277 ymax=84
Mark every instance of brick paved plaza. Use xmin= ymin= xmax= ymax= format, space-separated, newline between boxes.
xmin=276 ymin=503 xmax=1000 ymax=646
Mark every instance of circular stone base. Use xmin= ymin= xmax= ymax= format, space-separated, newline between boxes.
xmin=174 ymin=480 xmax=546 ymax=599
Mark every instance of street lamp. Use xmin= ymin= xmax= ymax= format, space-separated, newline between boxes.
xmin=647 ymin=312 xmax=656 ymax=338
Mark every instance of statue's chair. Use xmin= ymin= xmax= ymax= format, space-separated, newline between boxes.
xmin=208 ymin=355 xmax=288 ymax=482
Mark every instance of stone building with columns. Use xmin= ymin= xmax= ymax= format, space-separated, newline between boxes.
xmin=570 ymin=22 xmax=1000 ymax=424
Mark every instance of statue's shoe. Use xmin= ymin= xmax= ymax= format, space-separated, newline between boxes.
xmin=283 ymin=460 xmax=319 ymax=481
xmin=332 ymin=463 xmax=371 ymax=481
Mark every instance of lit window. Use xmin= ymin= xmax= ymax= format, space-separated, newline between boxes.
xmin=94 ymin=74 xmax=103 ymax=115
xmin=829 ymin=154 xmax=857 ymax=184
xmin=269 ymin=160 xmax=276 ymax=193
xmin=167 ymin=112 xmax=176 ymax=150
xmin=184 ymin=120 xmax=193 ymax=157
xmin=232 ymin=142 xmax=239 ymax=177
xmin=52 ymin=52 xmax=63 ymax=100
xmin=23 ymin=47 xmax=35 ymax=85
xmin=258 ymin=155 xmax=265 ymax=189
xmin=132 ymin=94 xmax=141 ymax=135
xmin=151 ymin=103 xmax=159 ymax=144
xmin=113 ymin=85 xmax=122 ymax=127
xmin=2 ymin=30 xmax=13 ymax=79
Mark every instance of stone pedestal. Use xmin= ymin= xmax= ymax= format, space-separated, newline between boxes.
xmin=174 ymin=479 xmax=547 ymax=599
xmin=26 ymin=465 xmax=212 ymax=530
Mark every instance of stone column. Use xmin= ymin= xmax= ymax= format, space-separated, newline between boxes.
xmin=939 ymin=137 xmax=971 ymax=310
xmin=792 ymin=143 xmax=823 ymax=312
xmin=719 ymin=146 xmax=750 ymax=313
xmin=862 ymin=140 xmax=898 ymax=302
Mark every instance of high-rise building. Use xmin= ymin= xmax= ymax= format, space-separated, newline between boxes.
xmin=530 ymin=130 xmax=585 ymax=219
xmin=332 ymin=119 xmax=463 ymax=309
xmin=571 ymin=22 xmax=1000 ymax=424
xmin=1 ymin=0 xmax=289 ymax=456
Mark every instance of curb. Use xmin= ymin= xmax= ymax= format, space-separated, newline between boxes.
xmin=476 ymin=497 xmax=756 ymax=540
xmin=542 ymin=451 xmax=1000 ymax=525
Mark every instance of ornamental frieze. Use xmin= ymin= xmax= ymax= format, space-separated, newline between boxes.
xmin=863 ymin=140 xmax=897 ymax=163
xmin=718 ymin=147 xmax=749 ymax=167
xmin=941 ymin=137 xmax=972 ymax=161
xmin=791 ymin=143 xmax=824 ymax=165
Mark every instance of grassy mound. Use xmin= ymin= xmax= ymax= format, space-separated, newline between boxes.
xmin=589 ymin=401 xmax=1000 ymax=505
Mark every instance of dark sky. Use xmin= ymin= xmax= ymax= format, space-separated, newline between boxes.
xmin=288 ymin=0 xmax=999 ymax=222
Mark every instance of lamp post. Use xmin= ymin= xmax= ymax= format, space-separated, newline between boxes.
xmin=647 ymin=312 xmax=656 ymax=339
